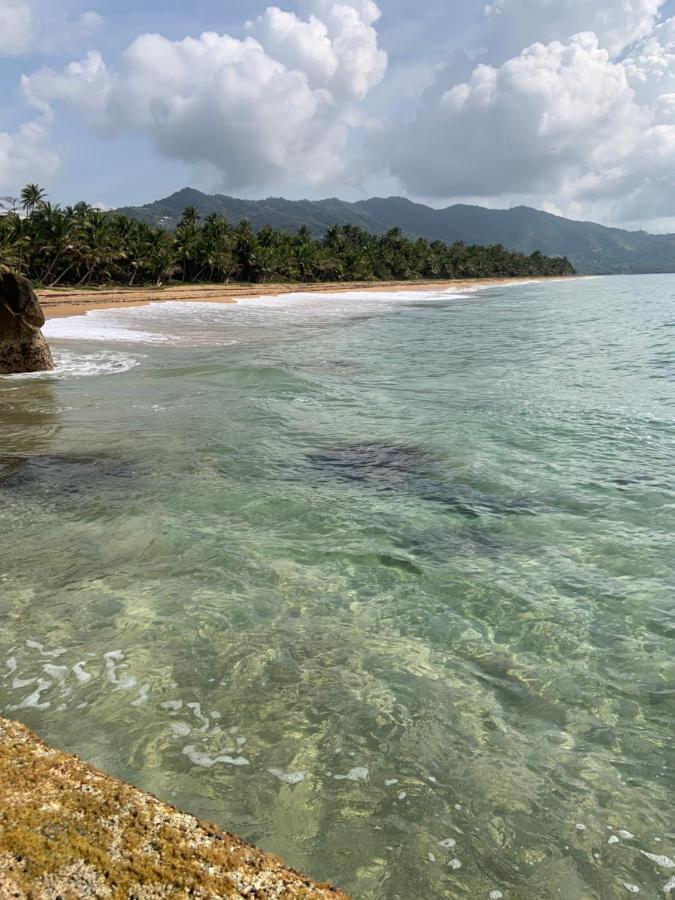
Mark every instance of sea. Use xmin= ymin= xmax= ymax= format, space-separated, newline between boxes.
xmin=1 ymin=275 xmax=673 ymax=899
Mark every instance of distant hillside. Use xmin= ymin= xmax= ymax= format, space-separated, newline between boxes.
xmin=117 ymin=188 xmax=675 ymax=275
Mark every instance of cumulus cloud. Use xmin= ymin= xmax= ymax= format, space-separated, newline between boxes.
xmin=378 ymin=33 xmax=645 ymax=198
xmin=484 ymin=0 xmax=666 ymax=60
xmin=245 ymin=1 xmax=386 ymax=100
xmin=22 ymin=0 xmax=387 ymax=190
xmin=0 ymin=0 xmax=101 ymax=57
xmin=374 ymin=0 xmax=675 ymax=227
xmin=0 ymin=115 xmax=59 ymax=194
xmin=624 ymin=15 xmax=675 ymax=100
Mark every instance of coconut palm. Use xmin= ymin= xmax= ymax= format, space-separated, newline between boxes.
xmin=20 ymin=183 xmax=47 ymax=215
xmin=0 ymin=195 xmax=575 ymax=286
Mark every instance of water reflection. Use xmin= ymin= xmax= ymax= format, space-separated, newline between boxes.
xmin=0 ymin=377 xmax=61 ymax=459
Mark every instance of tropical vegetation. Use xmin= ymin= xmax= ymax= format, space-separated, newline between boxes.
xmin=0 ymin=186 xmax=575 ymax=287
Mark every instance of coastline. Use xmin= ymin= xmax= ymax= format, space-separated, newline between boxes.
xmin=39 ymin=276 xmax=572 ymax=319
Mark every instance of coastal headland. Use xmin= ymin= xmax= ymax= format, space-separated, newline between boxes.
xmin=0 ymin=716 xmax=347 ymax=898
xmin=39 ymin=277 xmax=570 ymax=319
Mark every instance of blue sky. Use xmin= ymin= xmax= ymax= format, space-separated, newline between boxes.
xmin=3 ymin=0 xmax=675 ymax=229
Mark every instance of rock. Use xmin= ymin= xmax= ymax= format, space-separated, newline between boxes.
xmin=0 ymin=268 xmax=54 ymax=375
xmin=0 ymin=717 xmax=348 ymax=898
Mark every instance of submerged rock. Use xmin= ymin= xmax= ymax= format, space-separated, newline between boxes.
xmin=0 ymin=454 xmax=134 ymax=491
xmin=0 ymin=268 xmax=54 ymax=375
xmin=307 ymin=442 xmax=436 ymax=491
xmin=307 ymin=441 xmax=537 ymax=518
xmin=0 ymin=716 xmax=347 ymax=898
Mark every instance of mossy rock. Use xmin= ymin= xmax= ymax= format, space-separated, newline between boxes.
xmin=0 ymin=270 xmax=54 ymax=375
xmin=0 ymin=717 xmax=347 ymax=899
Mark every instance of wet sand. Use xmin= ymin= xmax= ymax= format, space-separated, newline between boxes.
xmin=39 ymin=277 xmax=568 ymax=319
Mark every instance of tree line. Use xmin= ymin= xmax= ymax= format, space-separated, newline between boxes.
xmin=0 ymin=184 xmax=575 ymax=287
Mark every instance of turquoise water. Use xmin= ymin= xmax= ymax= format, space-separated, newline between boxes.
xmin=1 ymin=276 xmax=673 ymax=898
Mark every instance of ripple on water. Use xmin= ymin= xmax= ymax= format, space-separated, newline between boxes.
xmin=1 ymin=275 xmax=673 ymax=900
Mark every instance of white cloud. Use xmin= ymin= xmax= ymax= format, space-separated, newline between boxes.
xmin=379 ymin=33 xmax=645 ymax=198
xmin=375 ymin=24 xmax=675 ymax=226
xmin=0 ymin=2 xmax=34 ymax=56
xmin=624 ymin=15 xmax=675 ymax=101
xmin=246 ymin=0 xmax=386 ymax=100
xmin=0 ymin=115 xmax=59 ymax=194
xmin=484 ymin=0 xmax=666 ymax=60
xmin=0 ymin=0 xmax=102 ymax=57
xmin=21 ymin=0 xmax=386 ymax=190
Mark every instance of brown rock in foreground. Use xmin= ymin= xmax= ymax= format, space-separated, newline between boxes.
xmin=0 ymin=268 xmax=54 ymax=374
xmin=0 ymin=718 xmax=348 ymax=899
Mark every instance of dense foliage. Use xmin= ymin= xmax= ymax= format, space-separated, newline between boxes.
xmin=0 ymin=187 xmax=574 ymax=287
xmin=118 ymin=187 xmax=675 ymax=276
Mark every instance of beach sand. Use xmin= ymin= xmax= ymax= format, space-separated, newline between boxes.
xmin=39 ymin=277 xmax=568 ymax=319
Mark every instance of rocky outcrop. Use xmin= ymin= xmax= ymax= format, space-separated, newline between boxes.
xmin=0 ymin=268 xmax=54 ymax=375
xmin=0 ymin=717 xmax=347 ymax=899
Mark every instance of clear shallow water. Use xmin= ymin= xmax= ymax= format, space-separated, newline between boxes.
xmin=1 ymin=276 xmax=674 ymax=899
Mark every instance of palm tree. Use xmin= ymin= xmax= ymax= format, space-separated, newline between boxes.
xmin=20 ymin=183 xmax=47 ymax=215
xmin=29 ymin=202 xmax=76 ymax=284
xmin=1 ymin=190 xmax=574 ymax=287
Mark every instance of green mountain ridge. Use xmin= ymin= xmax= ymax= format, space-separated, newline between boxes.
xmin=117 ymin=188 xmax=675 ymax=275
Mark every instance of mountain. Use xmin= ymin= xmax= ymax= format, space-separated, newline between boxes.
xmin=116 ymin=188 xmax=675 ymax=275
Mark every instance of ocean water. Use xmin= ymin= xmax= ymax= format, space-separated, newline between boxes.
xmin=1 ymin=276 xmax=673 ymax=899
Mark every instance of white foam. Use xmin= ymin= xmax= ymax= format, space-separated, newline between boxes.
xmin=130 ymin=684 xmax=150 ymax=706
xmin=4 ymin=349 xmax=140 ymax=379
xmin=6 ymin=656 xmax=17 ymax=674
xmin=72 ymin=662 xmax=92 ymax=684
xmin=169 ymin=722 xmax=191 ymax=737
xmin=43 ymin=664 xmax=68 ymax=681
xmin=104 ymin=649 xmax=137 ymax=690
xmin=9 ymin=678 xmax=52 ymax=710
xmin=334 ymin=767 xmax=369 ymax=782
xmin=182 ymin=745 xmax=249 ymax=768
xmin=26 ymin=640 xmax=66 ymax=657
xmin=448 ymin=858 xmax=462 ymax=870
xmin=38 ymin=283 xmax=483 ymax=349
xmin=438 ymin=838 xmax=457 ymax=850
xmin=623 ymin=884 xmax=640 ymax=894
xmin=489 ymin=891 xmax=504 ymax=899
xmin=160 ymin=699 xmax=183 ymax=711
xmin=640 ymin=851 xmax=674 ymax=868
xmin=44 ymin=310 xmax=168 ymax=344
xmin=186 ymin=701 xmax=210 ymax=730
xmin=268 ymin=768 xmax=306 ymax=784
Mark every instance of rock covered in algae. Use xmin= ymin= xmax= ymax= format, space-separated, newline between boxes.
xmin=0 ymin=717 xmax=348 ymax=899
xmin=0 ymin=268 xmax=54 ymax=375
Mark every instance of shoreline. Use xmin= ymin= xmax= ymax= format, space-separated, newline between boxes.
xmin=39 ymin=276 xmax=573 ymax=319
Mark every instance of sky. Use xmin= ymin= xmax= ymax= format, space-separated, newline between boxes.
xmin=3 ymin=0 xmax=675 ymax=230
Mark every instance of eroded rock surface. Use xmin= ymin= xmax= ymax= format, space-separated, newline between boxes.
xmin=0 ymin=717 xmax=347 ymax=899
xmin=0 ymin=269 xmax=54 ymax=375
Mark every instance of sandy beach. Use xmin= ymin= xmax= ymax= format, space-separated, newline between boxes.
xmin=39 ymin=277 xmax=568 ymax=319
